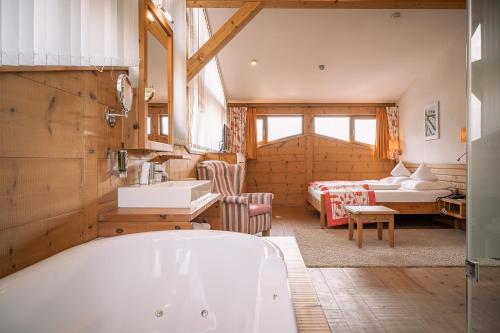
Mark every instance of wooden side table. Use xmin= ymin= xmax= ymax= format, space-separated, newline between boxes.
xmin=438 ymin=197 xmax=466 ymax=229
xmin=345 ymin=206 xmax=399 ymax=248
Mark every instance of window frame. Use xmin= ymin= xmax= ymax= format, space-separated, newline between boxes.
xmin=313 ymin=115 xmax=376 ymax=146
xmin=256 ymin=114 xmax=304 ymax=146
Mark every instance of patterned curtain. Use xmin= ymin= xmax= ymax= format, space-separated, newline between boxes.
xmin=245 ymin=107 xmax=258 ymax=160
xmin=228 ymin=106 xmax=248 ymax=154
xmin=386 ymin=106 xmax=400 ymax=160
xmin=386 ymin=106 xmax=399 ymax=140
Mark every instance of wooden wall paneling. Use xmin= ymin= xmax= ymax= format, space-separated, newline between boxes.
xmin=304 ymin=114 xmax=314 ymax=185
xmin=17 ymin=71 xmax=87 ymax=97
xmin=405 ymin=163 xmax=467 ymax=193
xmin=1 ymin=69 xmax=205 ymax=278
xmin=83 ymin=155 xmax=98 ymax=240
xmin=246 ymin=105 xmax=395 ymax=207
xmin=0 ymin=210 xmax=87 ymax=277
xmin=168 ymin=156 xmax=204 ymax=180
xmin=96 ymin=154 xmax=126 ymax=213
xmin=241 ymin=105 xmax=380 ymax=116
xmin=98 ymin=221 xmax=193 ymax=237
xmin=87 ymin=73 xmax=128 ymax=215
xmin=0 ymin=74 xmax=84 ymax=158
xmin=0 ymin=71 xmax=115 ymax=277
xmin=0 ymin=158 xmax=84 ymax=232
xmin=247 ymin=136 xmax=307 ymax=206
xmin=122 ymin=90 xmax=140 ymax=150
xmin=84 ymin=99 xmax=124 ymax=158
xmin=204 ymin=152 xmax=239 ymax=164
xmin=382 ymin=202 xmax=442 ymax=215
xmin=0 ymin=70 xmax=204 ymax=278
xmin=93 ymin=70 xmax=122 ymax=109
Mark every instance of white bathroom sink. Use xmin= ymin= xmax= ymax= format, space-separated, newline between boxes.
xmin=118 ymin=180 xmax=212 ymax=208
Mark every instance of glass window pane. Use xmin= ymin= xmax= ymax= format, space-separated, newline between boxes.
xmin=267 ymin=116 xmax=303 ymax=142
xmin=160 ymin=115 xmax=168 ymax=136
xmin=314 ymin=116 xmax=350 ymax=141
xmin=256 ymin=118 xmax=264 ymax=143
xmin=354 ymin=118 xmax=376 ymax=145
xmin=147 ymin=115 xmax=151 ymax=135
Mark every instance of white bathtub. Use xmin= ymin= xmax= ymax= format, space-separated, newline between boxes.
xmin=0 ymin=231 xmax=297 ymax=333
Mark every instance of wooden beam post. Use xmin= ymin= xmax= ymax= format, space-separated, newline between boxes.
xmin=187 ymin=0 xmax=465 ymax=9
xmin=187 ymin=1 xmax=264 ymax=82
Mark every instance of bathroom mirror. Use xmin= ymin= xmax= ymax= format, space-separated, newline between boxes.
xmin=137 ymin=0 xmax=173 ymax=151
xmin=146 ymin=30 xmax=171 ymax=145
xmin=105 ymin=74 xmax=134 ymax=127
xmin=117 ymin=74 xmax=134 ymax=114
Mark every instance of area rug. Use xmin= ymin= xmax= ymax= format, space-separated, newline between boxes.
xmin=293 ymin=225 xmax=466 ymax=267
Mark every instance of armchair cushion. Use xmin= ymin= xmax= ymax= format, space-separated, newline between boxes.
xmin=221 ymin=195 xmax=249 ymax=205
xmin=242 ymin=193 xmax=274 ymax=205
xmin=249 ymin=204 xmax=272 ymax=217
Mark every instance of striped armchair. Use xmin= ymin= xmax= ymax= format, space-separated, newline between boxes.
xmin=197 ymin=160 xmax=273 ymax=235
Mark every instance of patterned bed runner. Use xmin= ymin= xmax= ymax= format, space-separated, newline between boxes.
xmin=310 ymin=182 xmax=376 ymax=227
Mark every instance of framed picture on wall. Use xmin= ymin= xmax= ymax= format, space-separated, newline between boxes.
xmin=424 ymin=102 xmax=440 ymax=140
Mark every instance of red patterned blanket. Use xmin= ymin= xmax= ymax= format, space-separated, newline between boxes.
xmin=310 ymin=182 xmax=376 ymax=227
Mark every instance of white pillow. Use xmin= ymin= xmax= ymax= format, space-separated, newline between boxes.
xmin=401 ymin=180 xmax=451 ymax=191
xmin=390 ymin=161 xmax=411 ymax=177
xmin=410 ymin=163 xmax=438 ymax=181
xmin=380 ymin=176 xmax=410 ymax=184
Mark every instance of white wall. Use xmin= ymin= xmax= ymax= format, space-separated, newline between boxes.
xmin=398 ymin=23 xmax=467 ymax=164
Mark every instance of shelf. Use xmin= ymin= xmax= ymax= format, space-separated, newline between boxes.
xmin=439 ymin=198 xmax=466 ymax=223
xmin=148 ymin=154 xmax=191 ymax=163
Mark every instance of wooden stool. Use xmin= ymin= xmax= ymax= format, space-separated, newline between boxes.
xmin=345 ymin=206 xmax=399 ymax=248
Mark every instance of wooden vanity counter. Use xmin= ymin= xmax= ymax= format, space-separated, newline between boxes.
xmin=98 ymin=193 xmax=221 ymax=237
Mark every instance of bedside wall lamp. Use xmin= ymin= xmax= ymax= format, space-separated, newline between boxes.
xmin=457 ymin=128 xmax=467 ymax=161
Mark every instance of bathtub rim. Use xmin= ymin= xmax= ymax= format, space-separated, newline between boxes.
xmin=0 ymin=230 xmax=284 ymax=283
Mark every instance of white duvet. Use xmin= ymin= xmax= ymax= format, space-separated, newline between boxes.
xmin=313 ymin=180 xmax=401 ymax=190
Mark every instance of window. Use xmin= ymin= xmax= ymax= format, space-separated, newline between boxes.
xmin=314 ymin=115 xmax=376 ymax=145
xmin=160 ymin=115 xmax=169 ymax=136
xmin=268 ymin=116 xmax=303 ymax=141
xmin=187 ymin=8 xmax=227 ymax=151
xmin=354 ymin=118 xmax=376 ymax=145
xmin=256 ymin=118 xmax=264 ymax=143
xmin=314 ymin=116 xmax=350 ymax=141
xmin=147 ymin=115 xmax=152 ymax=135
xmin=256 ymin=115 xmax=304 ymax=144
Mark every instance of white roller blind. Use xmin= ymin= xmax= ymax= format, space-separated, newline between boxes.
xmin=187 ymin=8 xmax=227 ymax=151
xmin=0 ymin=0 xmax=139 ymax=66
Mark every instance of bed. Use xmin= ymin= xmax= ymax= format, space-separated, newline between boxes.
xmin=306 ymin=182 xmax=451 ymax=228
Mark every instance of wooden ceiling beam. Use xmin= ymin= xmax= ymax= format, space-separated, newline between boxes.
xmin=187 ymin=1 xmax=264 ymax=82
xmin=187 ymin=0 xmax=465 ymax=9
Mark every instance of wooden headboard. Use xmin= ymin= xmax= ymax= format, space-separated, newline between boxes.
xmin=405 ymin=163 xmax=467 ymax=194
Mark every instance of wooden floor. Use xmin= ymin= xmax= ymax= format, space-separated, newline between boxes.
xmin=270 ymin=206 xmax=456 ymax=237
xmin=270 ymin=206 xmax=467 ymax=333
xmin=308 ymin=267 xmax=465 ymax=332
xmin=268 ymin=237 xmax=331 ymax=332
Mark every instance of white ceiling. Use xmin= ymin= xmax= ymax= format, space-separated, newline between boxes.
xmin=205 ymin=9 xmax=466 ymax=103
